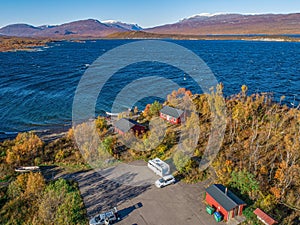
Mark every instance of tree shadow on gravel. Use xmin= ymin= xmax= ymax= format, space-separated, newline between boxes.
xmin=73 ymin=169 xmax=151 ymax=217
xmin=39 ymin=165 xmax=63 ymax=181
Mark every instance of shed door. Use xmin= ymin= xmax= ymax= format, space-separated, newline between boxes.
xmin=230 ymin=210 xmax=234 ymax=219
xmin=233 ymin=207 xmax=238 ymax=218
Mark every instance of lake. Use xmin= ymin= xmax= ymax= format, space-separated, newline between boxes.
xmin=0 ymin=39 xmax=299 ymax=140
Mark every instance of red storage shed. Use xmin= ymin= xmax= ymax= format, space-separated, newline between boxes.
xmin=253 ymin=208 xmax=278 ymax=225
xmin=205 ymin=184 xmax=246 ymax=222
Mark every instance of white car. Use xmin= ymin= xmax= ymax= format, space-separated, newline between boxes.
xmin=155 ymin=175 xmax=176 ymax=188
xmin=89 ymin=207 xmax=119 ymax=225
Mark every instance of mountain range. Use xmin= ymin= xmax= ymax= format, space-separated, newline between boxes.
xmin=0 ymin=13 xmax=299 ymax=38
xmin=147 ymin=13 xmax=300 ymax=35
xmin=0 ymin=19 xmax=133 ymax=37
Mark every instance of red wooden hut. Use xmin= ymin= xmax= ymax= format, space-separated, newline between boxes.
xmin=253 ymin=208 xmax=278 ymax=225
xmin=205 ymin=184 xmax=246 ymax=222
xmin=114 ymin=118 xmax=145 ymax=135
xmin=159 ymin=105 xmax=185 ymax=124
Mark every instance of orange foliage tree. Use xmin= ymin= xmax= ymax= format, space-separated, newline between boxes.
xmin=6 ymin=132 xmax=43 ymax=166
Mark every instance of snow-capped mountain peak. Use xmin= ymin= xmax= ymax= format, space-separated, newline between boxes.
xmin=180 ymin=12 xmax=231 ymax=21
xmin=190 ymin=12 xmax=227 ymax=18
xmin=102 ymin=20 xmax=143 ymax=31
xmin=102 ymin=20 xmax=118 ymax=24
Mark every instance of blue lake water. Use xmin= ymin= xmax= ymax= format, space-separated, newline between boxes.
xmin=0 ymin=40 xmax=299 ymax=140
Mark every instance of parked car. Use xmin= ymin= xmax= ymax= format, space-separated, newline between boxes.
xmin=155 ymin=175 xmax=176 ymax=188
xmin=89 ymin=207 xmax=119 ymax=225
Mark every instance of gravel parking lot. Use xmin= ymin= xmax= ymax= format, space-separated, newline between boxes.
xmin=72 ymin=161 xmax=220 ymax=225
xmin=114 ymin=182 xmax=220 ymax=225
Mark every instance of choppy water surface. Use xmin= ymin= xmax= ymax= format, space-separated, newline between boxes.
xmin=0 ymin=40 xmax=299 ymax=139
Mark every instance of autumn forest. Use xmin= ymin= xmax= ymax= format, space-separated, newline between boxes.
xmin=0 ymin=85 xmax=300 ymax=224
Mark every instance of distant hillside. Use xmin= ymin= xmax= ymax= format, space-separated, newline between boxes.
xmin=0 ymin=24 xmax=41 ymax=37
xmin=37 ymin=19 xmax=123 ymax=37
xmin=0 ymin=19 xmax=137 ymax=38
xmin=146 ymin=13 xmax=300 ymax=35
xmin=106 ymin=31 xmax=187 ymax=39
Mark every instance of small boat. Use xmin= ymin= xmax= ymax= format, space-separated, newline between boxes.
xmin=15 ymin=166 xmax=40 ymax=173
xmin=105 ymin=112 xmax=119 ymax=117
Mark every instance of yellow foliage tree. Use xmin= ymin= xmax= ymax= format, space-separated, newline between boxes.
xmin=24 ymin=172 xmax=45 ymax=198
xmin=6 ymin=132 xmax=43 ymax=166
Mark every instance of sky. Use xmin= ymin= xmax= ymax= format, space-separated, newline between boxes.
xmin=0 ymin=0 xmax=299 ymax=28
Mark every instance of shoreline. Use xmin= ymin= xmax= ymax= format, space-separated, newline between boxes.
xmin=0 ymin=128 xmax=69 ymax=143
xmin=1 ymin=34 xmax=299 ymax=52
xmin=0 ymin=36 xmax=55 ymax=52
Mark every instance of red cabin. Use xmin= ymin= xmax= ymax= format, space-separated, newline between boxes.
xmin=114 ymin=118 xmax=145 ymax=135
xmin=205 ymin=184 xmax=246 ymax=222
xmin=253 ymin=208 xmax=278 ymax=225
xmin=159 ymin=105 xmax=185 ymax=124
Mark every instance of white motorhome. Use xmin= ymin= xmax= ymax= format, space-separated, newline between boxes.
xmin=147 ymin=158 xmax=170 ymax=177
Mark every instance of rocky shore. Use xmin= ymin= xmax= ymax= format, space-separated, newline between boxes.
xmin=0 ymin=36 xmax=52 ymax=52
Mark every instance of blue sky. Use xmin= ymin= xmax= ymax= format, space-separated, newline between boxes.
xmin=0 ymin=0 xmax=299 ymax=28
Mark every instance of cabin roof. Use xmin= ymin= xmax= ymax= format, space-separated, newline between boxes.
xmin=160 ymin=105 xmax=184 ymax=119
xmin=254 ymin=208 xmax=278 ymax=225
xmin=114 ymin=118 xmax=140 ymax=133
